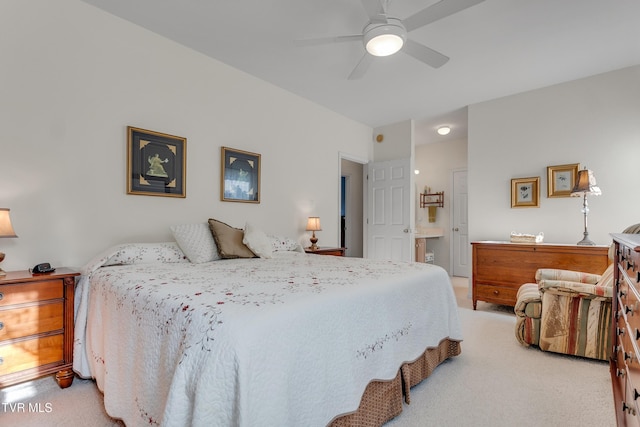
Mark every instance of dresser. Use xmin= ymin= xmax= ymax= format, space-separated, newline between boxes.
xmin=471 ymin=241 xmax=609 ymax=310
xmin=0 ymin=268 xmax=79 ymax=388
xmin=611 ymin=234 xmax=640 ymax=425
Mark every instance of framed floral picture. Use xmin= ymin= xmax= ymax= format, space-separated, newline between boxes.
xmin=127 ymin=126 xmax=186 ymax=197
xmin=221 ymin=147 xmax=261 ymax=203
xmin=511 ymin=177 xmax=540 ymax=208
xmin=547 ymin=163 xmax=579 ymax=198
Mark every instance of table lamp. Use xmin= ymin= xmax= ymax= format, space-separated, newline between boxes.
xmin=0 ymin=208 xmax=18 ymax=276
xmin=570 ymin=168 xmax=601 ymax=246
xmin=306 ymin=217 xmax=322 ymax=251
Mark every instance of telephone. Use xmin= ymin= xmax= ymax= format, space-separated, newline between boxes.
xmin=32 ymin=263 xmax=55 ymax=274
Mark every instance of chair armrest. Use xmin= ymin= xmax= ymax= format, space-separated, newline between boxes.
xmin=538 ymin=279 xmax=612 ymax=299
xmin=515 ymin=283 xmax=542 ymax=318
xmin=535 ymin=268 xmax=601 ymax=284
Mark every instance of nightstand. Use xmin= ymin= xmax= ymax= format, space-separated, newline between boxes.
xmin=0 ymin=268 xmax=79 ymax=388
xmin=305 ymin=247 xmax=346 ymax=256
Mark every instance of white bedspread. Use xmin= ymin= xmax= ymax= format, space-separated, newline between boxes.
xmin=74 ymin=243 xmax=462 ymax=426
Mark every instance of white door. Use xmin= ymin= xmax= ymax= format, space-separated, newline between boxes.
xmin=367 ymin=158 xmax=413 ymax=261
xmin=451 ymin=169 xmax=469 ymax=276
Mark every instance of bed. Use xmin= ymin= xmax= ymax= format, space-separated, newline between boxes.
xmin=73 ymin=233 xmax=462 ymax=426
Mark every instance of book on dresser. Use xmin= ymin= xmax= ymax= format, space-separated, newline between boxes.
xmin=471 ymin=241 xmax=610 ymax=310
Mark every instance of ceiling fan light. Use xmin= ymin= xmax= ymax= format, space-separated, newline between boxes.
xmin=366 ymin=34 xmax=404 ymax=56
xmin=364 ymin=19 xmax=406 ymax=57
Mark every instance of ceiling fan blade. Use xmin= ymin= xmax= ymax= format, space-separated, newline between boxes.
xmin=402 ymin=39 xmax=449 ymax=68
xmin=403 ymin=0 xmax=485 ymax=32
xmin=360 ymin=0 xmax=386 ymax=22
xmin=294 ymin=34 xmax=363 ymax=47
xmin=348 ymin=53 xmax=374 ymax=80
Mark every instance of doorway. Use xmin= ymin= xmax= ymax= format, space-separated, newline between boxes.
xmin=451 ymin=168 xmax=469 ymax=277
xmin=340 ymin=156 xmax=365 ymax=257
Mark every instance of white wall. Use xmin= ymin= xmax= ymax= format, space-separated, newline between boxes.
xmin=415 ymin=138 xmax=468 ymax=272
xmin=0 ymin=0 xmax=372 ymax=271
xmin=468 ymin=65 xmax=640 ymax=246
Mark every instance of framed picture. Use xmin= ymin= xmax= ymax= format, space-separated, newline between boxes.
xmin=221 ymin=147 xmax=261 ymax=203
xmin=547 ymin=163 xmax=579 ymax=198
xmin=511 ymin=177 xmax=540 ymax=208
xmin=127 ymin=127 xmax=186 ymax=197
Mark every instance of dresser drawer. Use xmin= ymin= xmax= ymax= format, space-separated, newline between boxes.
xmin=0 ymin=280 xmax=63 ymax=307
xmin=0 ymin=334 xmax=64 ymax=376
xmin=0 ymin=302 xmax=63 ymax=340
xmin=474 ymin=283 xmax=518 ymax=305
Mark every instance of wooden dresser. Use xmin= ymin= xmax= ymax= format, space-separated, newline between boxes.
xmin=611 ymin=234 xmax=640 ymax=424
xmin=0 ymin=268 xmax=79 ymax=388
xmin=471 ymin=241 xmax=609 ymax=310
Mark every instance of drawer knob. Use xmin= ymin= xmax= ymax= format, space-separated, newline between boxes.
xmin=0 ymin=292 xmax=3 ymax=301
xmin=620 ymin=290 xmax=628 ymax=298
xmin=493 ymin=290 xmax=499 ymax=295
xmin=0 ymin=321 xmax=3 ymax=330
xmin=627 ymin=306 xmax=635 ymax=316
xmin=617 ymin=368 xmax=626 ymax=377
xmin=623 ymin=402 xmax=637 ymax=416
xmin=618 ymin=327 xmax=626 ymax=336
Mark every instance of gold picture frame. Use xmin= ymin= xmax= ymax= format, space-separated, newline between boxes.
xmin=221 ymin=147 xmax=261 ymax=203
xmin=511 ymin=177 xmax=540 ymax=208
xmin=547 ymin=163 xmax=579 ymax=198
xmin=127 ymin=126 xmax=186 ymax=197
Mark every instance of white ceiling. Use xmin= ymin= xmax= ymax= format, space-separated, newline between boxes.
xmin=80 ymin=0 xmax=640 ymax=144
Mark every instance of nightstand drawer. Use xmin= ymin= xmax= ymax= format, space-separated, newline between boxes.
xmin=0 ymin=280 xmax=63 ymax=306
xmin=0 ymin=302 xmax=63 ymax=340
xmin=0 ymin=334 xmax=64 ymax=376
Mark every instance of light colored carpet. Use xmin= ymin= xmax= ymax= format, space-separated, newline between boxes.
xmin=0 ymin=277 xmax=615 ymax=426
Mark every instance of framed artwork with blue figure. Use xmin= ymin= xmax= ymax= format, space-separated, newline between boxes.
xmin=221 ymin=147 xmax=261 ymax=203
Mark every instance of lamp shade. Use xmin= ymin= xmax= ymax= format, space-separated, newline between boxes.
xmin=306 ymin=217 xmax=322 ymax=232
xmin=571 ymin=169 xmax=601 ymax=196
xmin=0 ymin=208 xmax=17 ymax=238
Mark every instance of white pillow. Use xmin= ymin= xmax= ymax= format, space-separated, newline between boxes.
xmin=171 ymin=223 xmax=220 ymax=263
xmin=242 ymin=222 xmax=273 ymax=259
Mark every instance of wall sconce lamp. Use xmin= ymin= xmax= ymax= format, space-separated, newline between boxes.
xmin=306 ymin=217 xmax=322 ymax=251
xmin=0 ymin=208 xmax=18 ymax=276
xmin=570 ymin=168 xmax=601 ymax=245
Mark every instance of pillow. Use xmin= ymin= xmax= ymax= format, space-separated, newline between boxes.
xmin=243 ymin=222 xmax=273 ymax=259
xmin=101 ymin=242 xmax=188 ymax=267
xmin=171 ymin=223 xmax=220 ymax=263
xmin=270 ymin=235 xmax=304 ymax=253
xmin=208 ymin=218 xmax=256 ymax=259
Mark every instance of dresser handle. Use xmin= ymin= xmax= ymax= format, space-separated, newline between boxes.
xmin=617 ymin=368 xmax=626 ymax=377
xmin=620 ymin=290 xmax=628 ymax=298
xmin=0 ymin=321 xmax=3 ymax=330
xmin=623 ymin=402 xmax=637 ymax=416
xmin=618 ymin=327 xmax=626 ymax=336
xmin=636 ymin=329 xmax=640 ymax=341
xmin=0 ymin=292 xmax=3 ymax=301
xmin=635 ymin=389 xmax=640 ymax=401
xmin=627 ymin=306 xmax=635 ymax=316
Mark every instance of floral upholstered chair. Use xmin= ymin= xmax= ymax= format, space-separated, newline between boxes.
xmin=514 ymin=223 xmax=640 ymax=361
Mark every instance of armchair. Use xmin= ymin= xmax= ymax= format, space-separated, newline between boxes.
xmin=515 ymin=264 xmax=613 ymax=360
xmin=515 ymin=223 xmax=640 ymax=360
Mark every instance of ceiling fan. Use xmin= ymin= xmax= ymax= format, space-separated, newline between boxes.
xmin=295 ymin=0 xmax=485 ymax=79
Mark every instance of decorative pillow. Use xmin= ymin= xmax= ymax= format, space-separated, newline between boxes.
xmin=270 ymin=235 xmax=304 ymax=253
xmin=243 ymin=222 xmax=273 ymax=259
xmin=100 ymin=242 xmax=188 ymax=268
xmin=171 ymin=223 xmax=220 ymax=263
xmin=208 ymin=218 xmax=256 ymax=259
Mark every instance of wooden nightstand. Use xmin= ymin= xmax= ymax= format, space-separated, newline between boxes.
xmin=305 ymin=247 xmax=346 ymax=256
xmin=0 ymin=268 xmax=79 ymax=389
